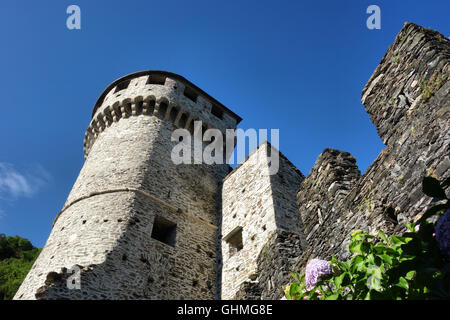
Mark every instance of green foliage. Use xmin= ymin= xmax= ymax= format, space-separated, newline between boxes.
xmin=419 ymin=73 xmax=448 ymax=102
xmin=0 ymin=234 xmax=41 ymax=300
xmin=286 ymin=176 xmax=450 ymax=300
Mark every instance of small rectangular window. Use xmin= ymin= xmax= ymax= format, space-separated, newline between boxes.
xmin=114 ymin=80 xmax=130 ymax=93
xmin=151 ymin=215 xmax=177 ymax=247
xmin=183 ymin=86 xmax=198 ymax=102
xmin=211 ymin=105 xmax=223 ymax=119
xmin=147 ymin=75 xmax=166 ymax=85
xmin=223 ymin=226 xmax=243 ymax=256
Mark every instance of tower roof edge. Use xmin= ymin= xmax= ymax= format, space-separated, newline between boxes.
xmin=91 ymin=70 xmax=243 ymax=124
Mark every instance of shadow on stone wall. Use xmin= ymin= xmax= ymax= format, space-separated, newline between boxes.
xmin=32 ymin=104 xmax=229 ymax=300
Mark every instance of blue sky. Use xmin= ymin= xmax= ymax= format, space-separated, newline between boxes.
xmin=0 ymin=0 xmax=449 ymax=248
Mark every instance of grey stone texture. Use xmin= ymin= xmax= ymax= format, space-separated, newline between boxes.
xmin=221 ymin=143 xmax=304 ymax=299
xmin=296 ymin=22 xmax=449 ymax=262
xmin=234 ymin=22 xmax=449 ymax=300
xmin=234 ymin=230 xmax=303 ymax=300
xmin=15 ymin=72 xmax=240 ymax=300
xmin=14 ymin=22 xmax=449 ymax=300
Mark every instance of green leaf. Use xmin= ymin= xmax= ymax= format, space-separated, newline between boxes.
xmin=330 ymin=256 xmax=339 ymax=264
xmin=378 ymin=254 xmax=393 ymax=266
xmin=361 ymin=242 xmax=374 ymax=255
xmin=378 ymin=230 xmax=389 ymax=244
xmin=367 ymin=275 xmax=382 ymax=292
xmin=366 ymin=254 xmax=376 ymax=265
xmin=290 ymin=271 xmax=300 ymax=283
xmin=390 ymin=235 xmax=404 ymax=245
xmin=334 ymin=272 xmax=346 ymax=289
xmin=349 ymin=241 xmax=362 ymax=254
xmin=338 ymin=260 xmax=351 ymax=272
xmin=351 ymin=255 xmax=365 ymax=273
xmin=422 ymin=176 xmax=447 ymax=199
xmin=405 ymin=270 xmax=415 ymax=280
xmin=284 ymin=285 xmax=291 ymax=300
xmin=351 ymin=230 xmax=363 ymax=238
xmin=289 ymin=282 xmax=300 ymax=297
xmin=396 ymin=277 xmax=409 ymax=290
xmin=325 ymin=294 xmax=339 ymax=300
xmin=374 ymin=243 xmax=389 ymax=254
xmin=404 ymin=223 xmax=416 ymax=233
xmin=367 ymin=266 xmax=382 ymax=278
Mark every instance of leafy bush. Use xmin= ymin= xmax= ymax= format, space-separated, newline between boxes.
xmin=285 ymin=176 xmax=450 ymax=300
xmin=0 ymin=235 xmax=41 ymax=300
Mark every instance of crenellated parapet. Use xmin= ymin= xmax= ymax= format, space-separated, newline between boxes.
xmin=83 ymin=71 xmax=242 ymax=158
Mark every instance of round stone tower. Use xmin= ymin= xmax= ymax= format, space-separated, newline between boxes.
xmin=14 ymin=71 xmax=241 ymax=300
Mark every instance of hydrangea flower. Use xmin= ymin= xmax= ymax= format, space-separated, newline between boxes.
xmin=305 ymin=258 xmax=331 ymax=290
xmin=435 ymin=209 xmax=450 ymax=259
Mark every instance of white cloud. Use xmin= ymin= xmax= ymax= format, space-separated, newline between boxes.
xmin=0 ymin=163 xmax=51 ymax=199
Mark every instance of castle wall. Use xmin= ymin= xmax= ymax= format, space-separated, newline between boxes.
xmin=15 ymin=73 xmax=238 ymax=300
xmin=232 ymin=22 xmax=449 ymax=301
xmin=14 ymin=22 xmax=448 ymax=301
xmin=221 ymin=142 xmax=304 ymax=299
xmin=234 ymin=230 xmax=303 ymax=300
xmin=292 ymin=22 xmax=449 ymax=277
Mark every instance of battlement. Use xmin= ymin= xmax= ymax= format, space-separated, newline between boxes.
xmin=84 ymin=71 xmax=242 ymax=157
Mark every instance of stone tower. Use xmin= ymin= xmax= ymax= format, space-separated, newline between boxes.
xmin=221 ymin=142 xmax=305 ymax=299
xmin=14 ymin=71 xmax=241 ymax=299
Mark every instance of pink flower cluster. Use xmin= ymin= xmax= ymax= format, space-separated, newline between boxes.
xmin=305 ymin=258 xmax=331 ymax=290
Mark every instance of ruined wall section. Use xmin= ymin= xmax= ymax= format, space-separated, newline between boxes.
xmin=296 ymin=149 xmax=361 ymax=263
xmin=293 ymin=22 xmax=450 ymax=273
xmin=361 ymin=23 xmax=449 ymax=148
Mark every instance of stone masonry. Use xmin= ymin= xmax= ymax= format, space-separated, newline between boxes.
xmin=15 ymin=71 xmax=241 ymax=300
xmin=295 ymin=22 xmax=449 ymax=265
xmin=221 ymin=142 xmax=304 ymax=299
xmin=14 ymin=22 xmax=449 ymax=300
xmin=234 ymin=22 xmax=449 ymax=299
